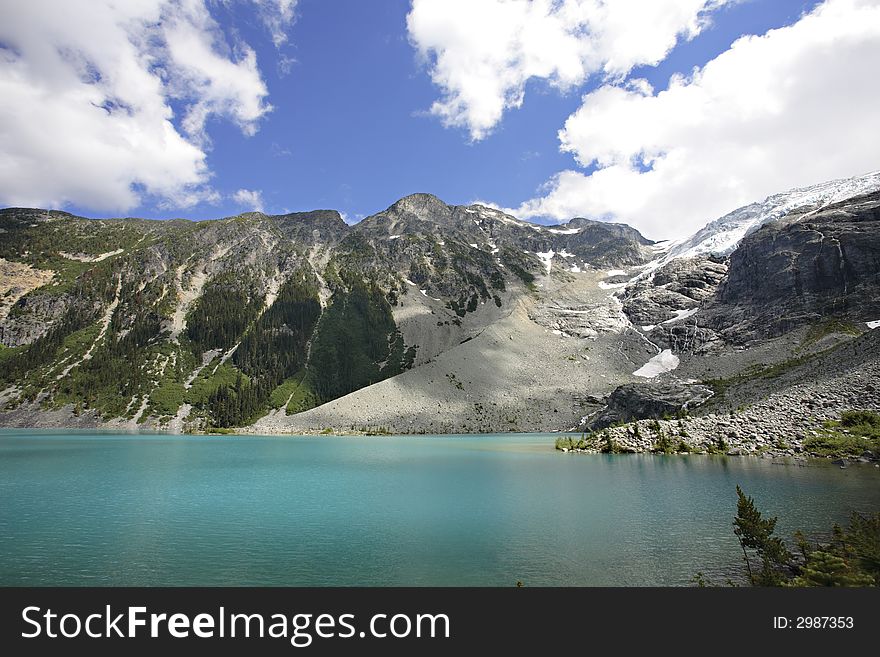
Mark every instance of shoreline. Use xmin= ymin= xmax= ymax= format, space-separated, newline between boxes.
xmin=555 ymin=442 xmax=878 ymax=466
xmin=2 ymin=424 xmax=877 ymax=467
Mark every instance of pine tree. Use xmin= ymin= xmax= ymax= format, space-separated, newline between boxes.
xmin=733 ymin=486 xmax=792 ymax=585
xmin=788 ymin=551 xmax=874 ymax=587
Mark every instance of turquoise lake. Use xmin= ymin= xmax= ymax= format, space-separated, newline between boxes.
xmin=1 ymin=430 xmax=877 ymax=586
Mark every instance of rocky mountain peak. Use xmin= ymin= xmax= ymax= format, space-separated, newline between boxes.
xmin=351 ymin=193 xmax=459 ymax=238
xmin=387 ymin=193 xmax=453 ymax=220
xmin=274 ymin=209 xmax=346 ymax=228
xmin=565 ymin=217 xmax=654 ymax=244
xmin=271 ymin=209 xmax=348 ymax=244
xmin=2 ymin=173 xmax=879 ymax=442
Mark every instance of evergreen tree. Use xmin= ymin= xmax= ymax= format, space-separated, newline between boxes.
xmin=308 ymin=272 xmax=405 ymax=403
xmin=200 ymin=273 xmax=321 ymax=428
xmin=733 ymin=485 xmax=792 ymax=585
xmin=788 ymin=551 xmax=874 ymax=587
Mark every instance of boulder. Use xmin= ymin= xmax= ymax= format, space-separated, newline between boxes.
xmin=588 ymin=382 xmax=714 ymax=430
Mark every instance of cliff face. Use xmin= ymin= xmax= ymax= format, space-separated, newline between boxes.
xmin=623 ymin=256 xmax=728 ymax=328
xmin=617 ymin=190 xmax=880 ymax=353
xmin=712 ymin=190 xmax=880 ymax=338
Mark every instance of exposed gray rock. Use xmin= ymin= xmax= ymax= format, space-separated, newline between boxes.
xmin=622 ymin=191 xmax=880 ymax=353
xmin=0 ymin=195 xmax=657 ymax=432
xmin=622 ymin=256 xmax=726 ymax=328
xmin=651 ymin=256 xmax=728 ymax=302
xmin=273 ymin=209 xmax=348 ymax=246
xmin=705 ymin=190 xmax=880 ymax=341
xmin=569 ymin=329 xmax=880 ymax=460
xmin=1 ymin=181 xmax=879 ymax=439
xmin=589 ymin=382 xmax=714 ymax=429
xmin=0 ymin=292 xmax=72 ymax=346
xmin=560 ymin=217 xmax=654 ymax=267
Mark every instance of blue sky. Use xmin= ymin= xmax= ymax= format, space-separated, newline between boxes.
xmin=2 ymin=0 xmax=878 ymax=239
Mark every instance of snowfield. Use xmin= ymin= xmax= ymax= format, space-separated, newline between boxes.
xmin=633 ymin=349 xmax=680 ymax=378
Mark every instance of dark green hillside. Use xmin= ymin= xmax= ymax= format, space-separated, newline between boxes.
xmin=309 ymin=272 xmax=414 ymax=403
xmin=201 ymin=273 xmax=322 ymax=427
xmin=186 ymin=277 xmax=263 ymax=351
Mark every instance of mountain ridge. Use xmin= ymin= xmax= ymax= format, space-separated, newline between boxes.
xmin=1 ymin=174 xmax=879 ymax=459
xmin=657 ymin=169 xmax=880 ymax=265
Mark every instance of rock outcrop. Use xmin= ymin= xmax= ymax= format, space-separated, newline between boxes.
xmin=706 ymin=190 xmax=880 ymax=341
xmin=588 ymin=382 xmax=714 ymax=430
xmin=623 ymin=256 xmax=727 ymax=327
xmin=569 ymin=329 xmax=880 ymax=460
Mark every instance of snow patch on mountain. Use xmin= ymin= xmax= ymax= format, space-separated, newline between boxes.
xmin=663 ymin=308 xmax=699 ymax=324
xmin=633 ymin=349 xmax=679 ymax=378
xmin=658 ymin=171 xmax=880 ymax=267
xmin=536 ymin=250 xmax=554 ymax=274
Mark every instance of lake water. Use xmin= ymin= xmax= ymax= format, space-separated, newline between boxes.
xmin=1 ymin=430 xmax=877 ymax=586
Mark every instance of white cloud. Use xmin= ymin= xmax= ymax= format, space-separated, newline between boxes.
xmin=277 ymin=54 xmax=297 ymax=77
xmin=407 ymin=0 xmax=729 ymax=140
xmin=0 ymin=0 xmax=277 ymax=212
xmin=250 ymin=0 xmax=298 ymax=48
xmin=510 ymin=0 xmax=880 ymax=240
xmin=233 ymin=188 xmax=264 ymax=212
xmin=163 ymin=1 xmax=272 ymax=144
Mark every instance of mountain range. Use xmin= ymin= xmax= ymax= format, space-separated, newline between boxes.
xmin=1 ymin=172 xmax=879 ymax=456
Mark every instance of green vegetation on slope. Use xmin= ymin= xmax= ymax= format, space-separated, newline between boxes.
xmin=0 ymin=214 xmax=143 ymax=266
xmin=308 ymin=272 xmax=413 ymax=404
xmin=186 ymin=361 xmax=245 ymax=408
xmin=186 ymin=275 xmax=262 ymax=351
xmin=0 ymin=344 xmax=22 ymax=365
xmin=203 ymin=273 xmax=322 ymax=427
xmin=54 ymin=310 xmax=164 ymax=418
xmin=148 ymin=380 xmax=186 ymax=418
xmin=500 ymin=247 xmax=537 ymax=288
xmin=804 ymin=410 xmax=880 ymax=458
xmin=704 ymin=320 xmax=866 ymax=409
xmin=798 ymin=318 xmax=863 ymax=352
xmin=233 ymin=272 xmax=321 ymax=379
xmin=268 ymin=369 xmax=318 ymax=414
xmin=0 ymin=306 xmax=100 ymax=389
xmin=205 ymin=370 xmax=261 ymax=428
xmin=0 ymin=212 xmax=166 ymax=298
xmin=181 ymin=272 xmax=323 ymax=428
xmin=0 ymin=259 xmax=120 ymax=389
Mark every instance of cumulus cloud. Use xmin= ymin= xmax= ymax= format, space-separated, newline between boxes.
xmin=0 ymin=0 xmax=276 ymax=212
xmin=407 ymin=0 xmax=729 ymax=140
xmin=509 ymin=0 xmax=880 ymax=239
xmin=233 ymin=188 xmax=264 ymax=212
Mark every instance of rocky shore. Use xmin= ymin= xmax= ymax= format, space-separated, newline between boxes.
xmin=559 ymin=358 xmax=880 ymax=463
